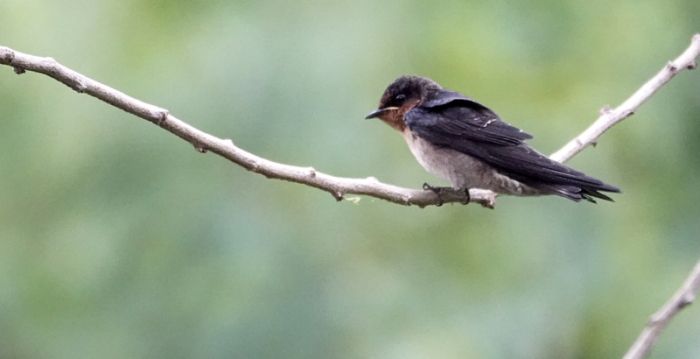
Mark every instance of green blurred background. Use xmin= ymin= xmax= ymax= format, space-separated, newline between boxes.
xmin=1 ymin=0 xmax=699 ymax=358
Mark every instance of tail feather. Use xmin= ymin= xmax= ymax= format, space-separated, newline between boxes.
xmin=548 ymin=184 xmax=620 ymax=203
xmin=581 ymin=188 xmax=616 ymax=203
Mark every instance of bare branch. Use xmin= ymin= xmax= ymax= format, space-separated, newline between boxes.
xmin=622 ymin=258 xmax=700 ymax=359
xmin=0 ymin=47 xmax=497 ymax=207
xmin=0 ymin=34 xmax=699 ymax=208
xmin=551 ymin=34 xmax=700 ymax=163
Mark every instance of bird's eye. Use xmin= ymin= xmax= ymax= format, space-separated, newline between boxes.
xmin=395 ymin=94 xmax=406 ymax=102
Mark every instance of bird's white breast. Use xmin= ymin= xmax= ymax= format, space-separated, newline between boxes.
xmin=402 ymin=130 xmax=539 ymax=196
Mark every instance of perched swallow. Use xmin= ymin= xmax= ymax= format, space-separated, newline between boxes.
xmin=366 ymin=75 xmax=620 ymax=204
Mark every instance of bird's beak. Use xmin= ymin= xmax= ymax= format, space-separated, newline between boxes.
xmin=365 ymin=107 xmax=398 ymax=119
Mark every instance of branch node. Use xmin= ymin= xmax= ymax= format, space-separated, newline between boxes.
xmin=667 ymin=61 xmax=679 ymax=73
xmin=194 ymin=144 xmax=208 ymax=153
xmin=0 ymin=47 xmax=15 ymax=64
xmin=13 ymin=66 xmax=25 ymax=75
xmin=155 ymin=109 xmax=169 ymax=125
xmin=306 ymin=167 xmax=316 ymax=178
xmin=688 ymin=61 xmax=697 ymax=70
xmin=366 ymin=176 xmax=379 ymax=183
xmin=648 ymin=313 xmax=663 ymax=326
xmin=223 ymin=139 xmax=234 ymax=147
xmin=599 ymin=105 xmax=613 ymax=116
xmin=332 ymin=191 xmax=344 ymax=201
xmin=679 ymin=292 xmax=696 ymax=308
xmin=42 ymin=57 xmax=59 ymax=73
xmin=71 ymin=80 xmax=88 ymax=93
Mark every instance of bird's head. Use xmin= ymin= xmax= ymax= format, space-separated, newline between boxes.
xmin=365 ymin=75 xmax=442 ymax=131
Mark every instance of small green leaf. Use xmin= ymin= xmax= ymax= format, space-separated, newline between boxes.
xmin=344 ymin=196 xmax=361 ymax=204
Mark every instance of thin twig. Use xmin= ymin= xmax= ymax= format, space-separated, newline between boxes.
xmin=551 ymin=34 xmax=700 ymax=163
xmin=622 ymin=258 xmax=700 ymax=359
xmin=0 ymin=35 xmax=698 ymax=208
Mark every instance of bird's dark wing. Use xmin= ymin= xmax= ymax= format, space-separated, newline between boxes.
xmin=404 ymin=96 xmax=620 ymax=199
xmin=417 ymin=90 xmax=533 ymax=146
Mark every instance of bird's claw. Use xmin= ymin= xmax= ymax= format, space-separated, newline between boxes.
xmin=461 ymin=188 xmax=471 ymax=205
xmin=422 ymin=182 xmax=444 ymax=206
xmin=422 ymin=183 xmax=471 ymax=206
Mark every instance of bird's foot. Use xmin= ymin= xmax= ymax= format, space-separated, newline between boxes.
xmin=461 ymin=187 xmax=471 ymax=205
xmin=422 ymin=182 xmax=448 ymax=207
xmin=422 ymin=183 xmax=471 ymax=206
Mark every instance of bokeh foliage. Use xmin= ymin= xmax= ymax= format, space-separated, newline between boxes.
xmin=0 ymin=0 xmax=699 ymax=358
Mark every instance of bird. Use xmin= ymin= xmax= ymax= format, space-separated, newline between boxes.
xmin=365 ymin=75 xmax=620 ymax=205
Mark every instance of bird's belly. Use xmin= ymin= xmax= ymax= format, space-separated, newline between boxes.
xmin=403 ymin=132 xmax=539 ymax=196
